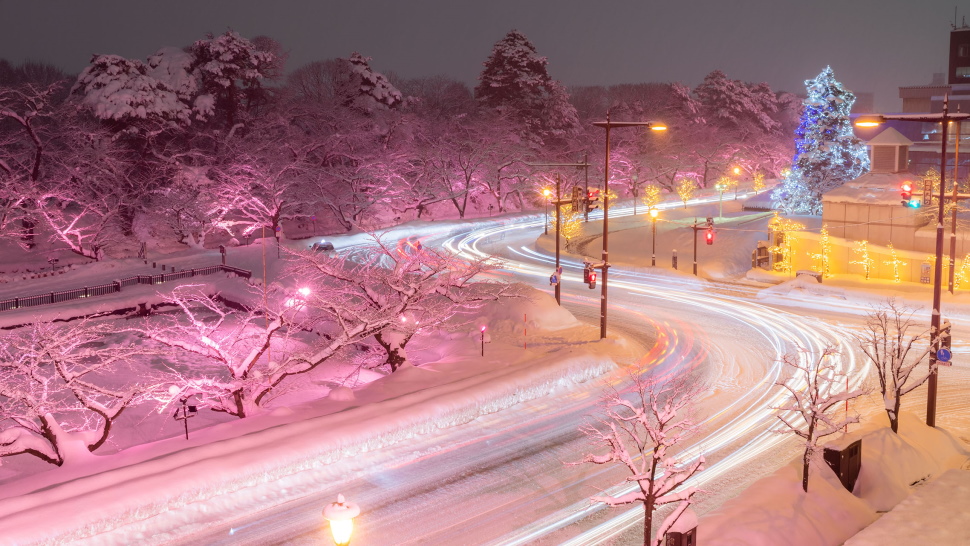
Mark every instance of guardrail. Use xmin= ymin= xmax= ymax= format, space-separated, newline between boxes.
xmin=0 ymin=265 xmax=252 ymax=313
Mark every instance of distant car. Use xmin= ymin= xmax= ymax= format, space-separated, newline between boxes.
xmin=310 ymin=241 xmax=335 ymax=253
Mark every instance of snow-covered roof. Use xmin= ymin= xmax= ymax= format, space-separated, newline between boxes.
xmin=866 ymin=127 xmax=912 ymax=147
xmin=822 ymin=172 xmax=914 ymax=205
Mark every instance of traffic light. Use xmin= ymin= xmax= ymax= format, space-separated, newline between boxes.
xmin=583 ymin=264 xmax=592 ymax=283
xmin=571 ymin=187 xmax=581 ymax=210
xmin=587 ymin=189 xmax=601 ymax=211
xmin=900 ymin=182 xmax=920 ymax=208
xmin=705 ymin=228 xmax=714 ymax=245
xmin=588 ymin=270 xmax=597 ymax=289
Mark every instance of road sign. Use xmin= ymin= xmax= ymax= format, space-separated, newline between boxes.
xmin=937 ymin=348 xmax=952 ymax=364
xmin=549 ymin=274 xmax=559 ymax=285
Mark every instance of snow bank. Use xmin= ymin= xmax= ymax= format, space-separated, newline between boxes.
xmin=699 ymin=459 xmax=877 ymax=545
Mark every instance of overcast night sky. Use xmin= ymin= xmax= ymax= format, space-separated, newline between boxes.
xmin=0 ymin=1 xmax=964 ymax=112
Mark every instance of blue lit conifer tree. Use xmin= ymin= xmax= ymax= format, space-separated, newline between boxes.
xmin=773 ymin=67 xmax=868 ymax=214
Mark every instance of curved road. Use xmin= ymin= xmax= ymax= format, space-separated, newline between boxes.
xmin=179 ymin=204 xmax=872 ymax=545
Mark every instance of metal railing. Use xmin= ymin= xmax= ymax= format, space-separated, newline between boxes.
xmin=0 ymin=265 xmax=252 ymax=313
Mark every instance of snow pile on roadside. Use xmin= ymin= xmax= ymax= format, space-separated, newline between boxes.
xmin=699 ymin=412 xmax=969 ymax=545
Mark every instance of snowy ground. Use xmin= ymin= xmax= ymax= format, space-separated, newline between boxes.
xmin=1 ymin=193 xmax=969 ymax=545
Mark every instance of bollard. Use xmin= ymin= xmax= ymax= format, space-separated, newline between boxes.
xmin=672 ymin=249 xmax=678 ymax=270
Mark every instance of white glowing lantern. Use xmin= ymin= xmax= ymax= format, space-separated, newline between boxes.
xmin=298 ymin=287 xmax=311 ymax=298
xmin=323 ymin=494 xmax=360 ymax=546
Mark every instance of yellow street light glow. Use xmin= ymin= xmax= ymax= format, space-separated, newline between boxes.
xmin=650 ymin=124 xmax=667 ymax=131
xmin=542 ymin=188 xmax=552 ymax=197
xmin=854 ymin=115 xmax=884 ymax=127
xmin=649 ymin=208 xmax=659 ymax=219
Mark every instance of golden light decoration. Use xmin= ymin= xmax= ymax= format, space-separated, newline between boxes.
xmin=768 ymin=212 xmax=805 ymax=274
xmin=642 ymin=183 xmax=662 ymax=209
xmin=676 ymin=177 xmax=699 ymax=209
xmin=851 ymin=240 xmax=875 ymax=280
xmin=956 ymin=254 xmax=970 ymax=290
xmin=808 ymin=225 xmax=832 ymax=278
xmin=752 ymin=172 xmax=766 ymax=194
xmin=882 ymin=243 xmax=905 ymax=283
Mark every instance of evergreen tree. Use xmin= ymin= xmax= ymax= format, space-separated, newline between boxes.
xmin=475 ymin=29 xmax=579 ymax=146
xmin=773 ymin=66 xmax=868 ymax=214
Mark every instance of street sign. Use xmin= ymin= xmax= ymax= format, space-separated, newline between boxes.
xmin=937 ymin=348 xmax=952 ymax=364
xmin=550 ymin=274 xmax=559 ymax=285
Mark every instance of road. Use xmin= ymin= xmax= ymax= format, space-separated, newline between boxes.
xmin=178 ymin=204 xmax=877 ymax=545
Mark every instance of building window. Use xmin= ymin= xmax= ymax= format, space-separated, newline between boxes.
xmin=961 ymin=44 xmax=970 ymax=57
xmin=958 ymin=66 xmax=970 ymax=78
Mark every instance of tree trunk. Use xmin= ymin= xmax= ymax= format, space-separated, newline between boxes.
xmin=643 ymin=500 xmax=653 ymax=546
xmin=375 ymin=331 xmax=413 ymax=372
xmin=890 ymin=398 xmax=901 ymax=433
xmin=802 ymin=421 xmax=815 ymax=492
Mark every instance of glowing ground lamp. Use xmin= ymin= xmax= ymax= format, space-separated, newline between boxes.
xmin=649 ymin=207 xmax=660 ymax=266
xmin=323 ymin=494 xmax=360 ymax=546
xmin=480 ymin=325 xmax=486 ymax=356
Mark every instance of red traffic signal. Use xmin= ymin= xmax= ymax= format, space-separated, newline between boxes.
xmin=583 ymin=264 xmax=592 ymax=283
xmin=588 ymin=271 xmax=597 ymax=289
xmin=900 ymin=182 xmax=913 ymax=206
xmin=705 ymin=228 xmax=714 ymax=245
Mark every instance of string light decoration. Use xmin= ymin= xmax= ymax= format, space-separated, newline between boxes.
xmin=955 ymin=254 xmax=970 ymax=290
xmin=752 ymin=172 xmax=766 ymax=194
xmin=642 ymin=183 xmax=662 ymax=210
xmin=808 ymin=225 xmax=832 ymax=277
xmin=768 ymin=212 xmax=805 ymax=274
xmin=925 ymin=253 xmax=951 ymax=284
xmin=851 ymin=240 xmax=875 ymax=280
xmin=553 ymin=205 xmax=583 ymax=240
xmin=883 ymin=243 xmax=905 ymax=283
xmin=676 ymin=177 xmax=699 ymax=209
xmin=772 ymin=66 xmax=869 ymax=215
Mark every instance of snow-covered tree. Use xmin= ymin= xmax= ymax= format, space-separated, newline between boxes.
xmin=774 ymin=347 xmax=865 ymax=492
xmin=71 ymin=52 xmax=199 ymax=127
xmin=475 ymin=29 xmax=579 ymax=146
xmin=188 ymin=30 xmax=276 ymax=129
xmin=288 ymin=236 xmax=523 ymax=371
xmin=856 ymin=299 xmax=932 ymax=433
xmin=573 ymin=371 xmax=704 ymax=546
xmin=336 ymin=52 xmax=403 ymax=112
xmin=773 ymin=67 xmax=868 ymax=214
xmin=74 ymin=31 xmax=274 ymax=133
xmin=0 ymin=320 xmax=152 ymax=466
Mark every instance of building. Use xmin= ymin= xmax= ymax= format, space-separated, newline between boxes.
xmin=885 ymin=22 xmax=970 ymax=179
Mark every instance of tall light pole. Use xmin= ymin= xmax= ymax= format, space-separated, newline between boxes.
xmin=856 ymin=99 xmax=970 ymax=427
xmin=650 ymin=207 xmax=660 ymax=266
xmin=542 ymin=188 xmax=552 ymax=234
xmin=592 ymin=112 xmax=667 ymax=339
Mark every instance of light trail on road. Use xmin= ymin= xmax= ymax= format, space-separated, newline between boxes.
xmin=177 ymin=201 xmax=880 ymax=545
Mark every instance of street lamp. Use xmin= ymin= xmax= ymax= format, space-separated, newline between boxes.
xmin=542 ymin=188 xmax=552 ymax=235
xmin=855 ymin=98 xmax=970 ymax=428
xmin=715 ymin=180 xmax=727 ymax=218
xmin=649 ymin=207 xmax=660 ymax=266
xmin=592 ymin=113 xmax=667 ymax=339
xmin=323 ymin=494 xmax=360 ymax=546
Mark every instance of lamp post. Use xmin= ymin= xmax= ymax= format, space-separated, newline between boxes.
xmin=650 ymin=207 xmax=659 ymax=266
xmin=856 ymin=99 xmax=970 ymax=428
xmin=715 ymin=180 xmax=727 ymax=219
xmin=542 ymin=188 xmax=552 ymax=235
xmin=592 ymin=113 xmax=667 ymax=339
xmin=323 ymin=494 xmax=360 ymax=546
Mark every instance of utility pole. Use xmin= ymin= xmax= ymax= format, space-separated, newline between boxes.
xmin=592 ymin=114 xmax=667 ymax=339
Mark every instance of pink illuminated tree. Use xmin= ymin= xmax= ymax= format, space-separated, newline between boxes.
xmin=0 ymin=320 xmax=153 ymax=466
xmin=573 ymin=371 xmax=704 ymax=546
